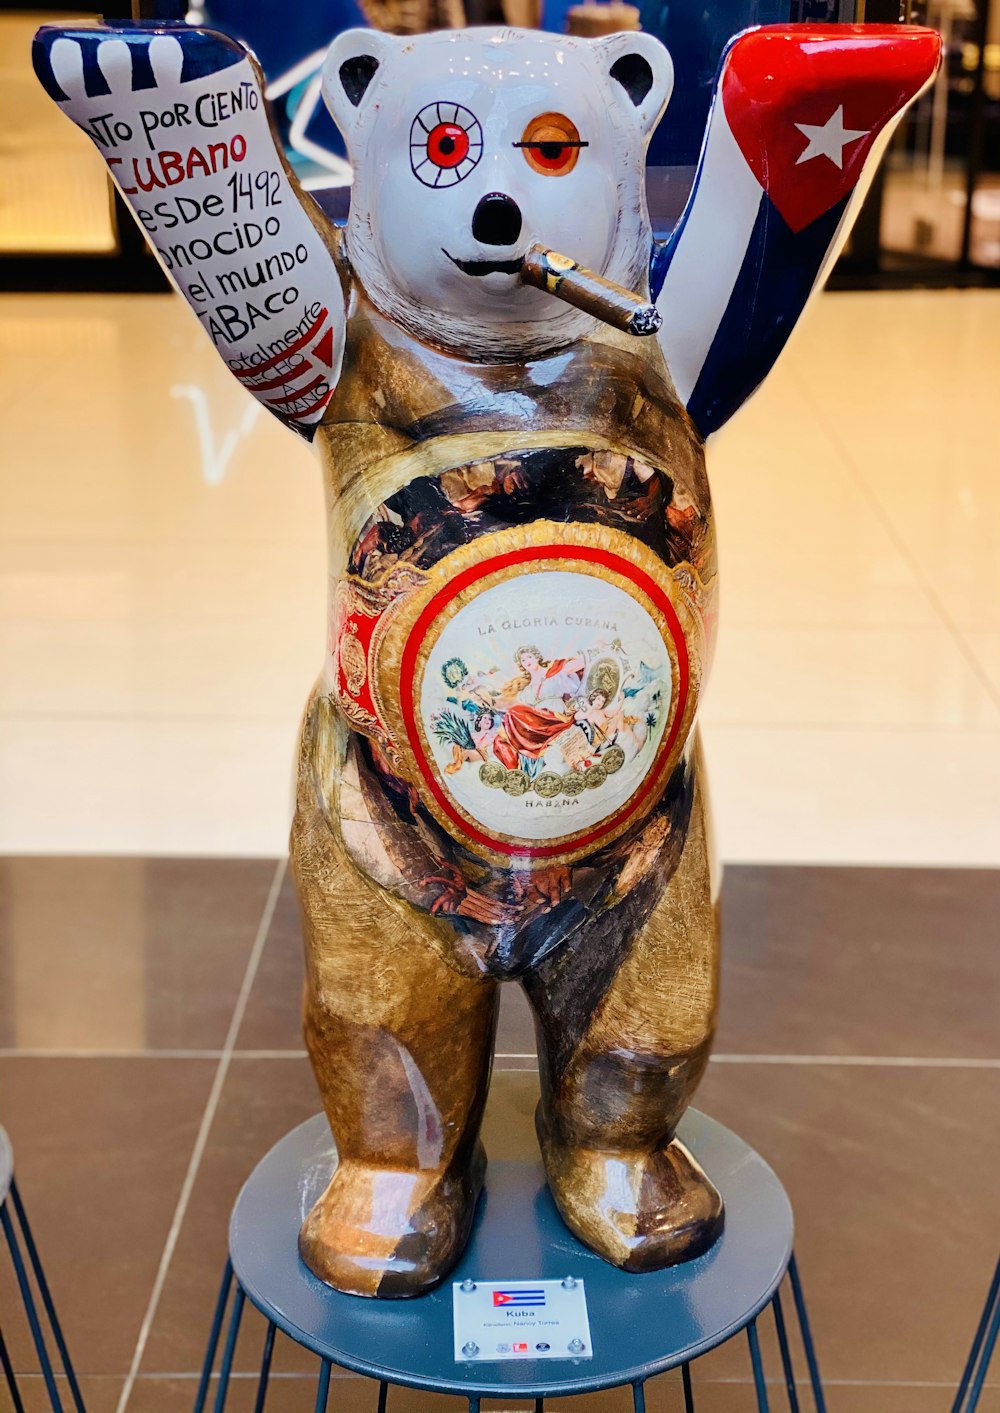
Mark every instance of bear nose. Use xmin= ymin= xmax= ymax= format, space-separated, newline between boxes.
xmin=472 ymin=193 xmax=522 ymax=247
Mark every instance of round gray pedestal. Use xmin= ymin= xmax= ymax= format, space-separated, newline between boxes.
xmin=197 ymin=1105 xmax=825 ymax=1411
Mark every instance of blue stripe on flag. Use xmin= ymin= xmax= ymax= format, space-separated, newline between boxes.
xmin=685 ymin=192 xmax=849 ymax=437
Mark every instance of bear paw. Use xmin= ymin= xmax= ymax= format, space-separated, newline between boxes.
xmin=299 ymin=1146 xmax=486 ymax=1298
xmin=541 ymin=1132 xmax=724 ymax=1272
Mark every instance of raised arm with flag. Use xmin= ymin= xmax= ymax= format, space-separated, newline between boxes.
xmin=654 ymin=24 xmax=942 ymax=438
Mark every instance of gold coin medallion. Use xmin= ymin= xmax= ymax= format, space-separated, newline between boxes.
xmin=602 ymin=745 xmax=626 ymax=774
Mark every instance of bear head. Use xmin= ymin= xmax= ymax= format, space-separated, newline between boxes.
xmin=322 ymin=26 xmax=672 ymax=361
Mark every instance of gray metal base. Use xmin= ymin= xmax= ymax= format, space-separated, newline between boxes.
xmin=196 ymin=1109 xmax=828 ymax=1413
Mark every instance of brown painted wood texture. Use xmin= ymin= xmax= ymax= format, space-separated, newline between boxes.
xmin=290 ymin=275 xmax=723 ymax=1297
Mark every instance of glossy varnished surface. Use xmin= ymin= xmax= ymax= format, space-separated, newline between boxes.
xmin=230 ymin=1109 xmax=791 ymax=1395
xmin=27 ymin=20 xmax=733 ymax=1295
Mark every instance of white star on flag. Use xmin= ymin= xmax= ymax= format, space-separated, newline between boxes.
xmin=794 ymin=105 xmax=870 ymax=168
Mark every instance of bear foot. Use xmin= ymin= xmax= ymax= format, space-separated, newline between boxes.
xmin=539 ymin=1126 xmax=723 ymax=1272
xmin=298 ymin=1144 xmax=486 ymax=1298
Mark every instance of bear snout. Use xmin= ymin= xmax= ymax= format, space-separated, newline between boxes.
xmin=472 ymin=193 xmax=522 ymax=247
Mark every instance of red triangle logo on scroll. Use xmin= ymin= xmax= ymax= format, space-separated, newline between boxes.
xmin=312 ymin=328 xmax=335 ymax=368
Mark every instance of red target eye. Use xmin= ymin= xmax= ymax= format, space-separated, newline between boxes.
xmin=410 ymin=102 xmax=483 ymax=188
xmin=427 ymin=123 xmax=470 ymax=169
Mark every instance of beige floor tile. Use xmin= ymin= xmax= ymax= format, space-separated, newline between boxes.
xmin=701 ymin=722 xmax=1000 ymax=865
xmin=0 ymin=714 xmax=297 ymax=855
xmin=702 ymin=624 xmax=1000 ymax=729
xmin=0 ymin=297 xmax=320 ymax=546
xmin=1 ymin=287 xmax=998 ymax=859
xmin=0 ymin=616 xmax=323 ymax=719
xmin=788 ymin=290 xmax=1000 ymax=631
xmin=963 ymin=631 xmax=1000 ymax=698
xmin=0 ymin=538 xmax=325 ymax=624
xmin=708 ymin=394 xmax=939 ymax=631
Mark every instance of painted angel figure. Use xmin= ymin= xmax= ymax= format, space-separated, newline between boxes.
xmin=492 ymin=646 xmax=586 ymax=770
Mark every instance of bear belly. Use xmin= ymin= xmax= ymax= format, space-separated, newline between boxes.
xmin=329 ymin=442 xmax=715 ymax=879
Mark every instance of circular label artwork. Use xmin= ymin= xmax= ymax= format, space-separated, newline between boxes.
xmin=418 ymin=570 xmax=674 ymax=844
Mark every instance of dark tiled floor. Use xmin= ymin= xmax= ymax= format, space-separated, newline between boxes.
xmin=1 ymin=1056 xmax=217 ymax=1372
xmin=0 ymin=858 xmax=278 ymax=1053
xmin=232 ymin=873 xmax=303 ymax=1055
xmin=15 ymin=1375 xmax=125 ymax=1413
xmin=2 ymin=860 xmax=999 ymax=1413
xmin=139 ymin=1058 xmax=319 ymax=1377
xmin=715 ymin=867 xmax=1000 ymax=1059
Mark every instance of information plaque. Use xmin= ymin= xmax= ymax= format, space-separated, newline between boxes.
xmin=452 ymin=1277 xmax=593 ymax=1362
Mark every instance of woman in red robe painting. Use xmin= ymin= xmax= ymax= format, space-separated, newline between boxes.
xmin=492 ymin=646 xmax=586 ymax=771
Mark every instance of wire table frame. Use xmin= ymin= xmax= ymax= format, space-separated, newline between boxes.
xmin=0 ymin=1127 xmax=87 ymax=1413
xmin=953 ymin=1252 xmax=1000 ymax=1413
xmin=195 ymin=1110 xmax=828 ymax=1413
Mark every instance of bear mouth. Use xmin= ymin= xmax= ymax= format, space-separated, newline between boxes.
xmin=443 ymin=249 xmax=523 ymax=278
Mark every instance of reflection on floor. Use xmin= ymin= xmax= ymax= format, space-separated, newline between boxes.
xmin=2 ymin=858 xmax=999 ymax=1413
xmin=1 ymin=288 xmax=999 ymax=862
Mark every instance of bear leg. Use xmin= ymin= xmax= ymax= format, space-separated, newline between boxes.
xmin=523 ymin=748 xmax=722 ymax=1272
xmin=292 ymin=712 xmax=499 ymax=1298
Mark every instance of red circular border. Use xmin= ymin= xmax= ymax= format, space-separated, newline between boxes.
xmin=399 ymin=545 xmax=690 ymax=860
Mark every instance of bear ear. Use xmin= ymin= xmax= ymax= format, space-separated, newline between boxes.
xmin=322 ymin=29 xmax=396 ymax=141
xmin=593 ymin=31 xmax=673 ymax=139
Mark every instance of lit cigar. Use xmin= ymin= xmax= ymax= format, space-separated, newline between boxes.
xmin=520 ymin=244 xmax=662 ymax=337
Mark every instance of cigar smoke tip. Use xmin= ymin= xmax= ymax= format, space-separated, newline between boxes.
xmin=628 ymin=305 xmax=663 ymax=337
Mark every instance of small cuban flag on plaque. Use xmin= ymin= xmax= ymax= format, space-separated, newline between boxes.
xmin=453 ymin=1278 xmax=592 ymax=1362
xmin=493 ymin=1288 xmax=546 ymax=1307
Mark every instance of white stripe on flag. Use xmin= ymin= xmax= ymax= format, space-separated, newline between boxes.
xmin=656 ymin=97 xmax=763 ymax=409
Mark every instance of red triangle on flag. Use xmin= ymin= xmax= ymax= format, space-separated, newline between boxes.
xmin=721 ymin=25 xmax=941 ymax=234
xmin=312 ymin=328 xmax=335 ymax=367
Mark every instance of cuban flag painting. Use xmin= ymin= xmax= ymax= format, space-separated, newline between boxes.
xmin=654 ymin=24 xmax=942 ymax=439
xmin=493 ymin=1288 xmax=547 ymax=1307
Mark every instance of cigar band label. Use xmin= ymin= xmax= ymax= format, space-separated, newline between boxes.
xmin=362 ymin=520 xmax=702 ymax=865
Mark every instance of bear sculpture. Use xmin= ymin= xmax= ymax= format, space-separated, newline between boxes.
xmin=34 ymin=17 xmax=940 ymax=1298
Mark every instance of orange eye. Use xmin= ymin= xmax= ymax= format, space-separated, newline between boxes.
xmin=516 ymin=112 xmax=586 ymax=176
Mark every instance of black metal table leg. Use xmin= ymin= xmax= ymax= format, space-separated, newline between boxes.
xmin=788 ymin=1255 xmax=826 ymax=1413
xmin=9 ymin=1183 xmax=86 ymax=1413
xmin=252 ymin=1321 xmax=277 ymax=1413
xmin=314 ymin=1359 xmax=332 ymax=1413
xmin=681 ymin=1361 xmax=695 ymax=1413
xmin=747 ymin=1317 xmax=771 ymax=1413
xmin=1 ymin=1201 xmax=64 ymax=1413
xmin=211 ymin=1282 xmax=246 ymax=1413
xmin=772 ymin=1289 xmax=801 ymax=1413
xmin=954 ymin=1254 xmax=1000 ymax=1413
xmin=0 ymin=1323 xmax=26 ymax=1413
xmin=194 ymin=1262 xmax=236 ymax=1413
